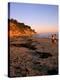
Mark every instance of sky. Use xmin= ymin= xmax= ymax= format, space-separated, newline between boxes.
xmin=9 ymin=3 xmax=58 ymax=33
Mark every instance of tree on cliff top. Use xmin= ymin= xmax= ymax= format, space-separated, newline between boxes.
xmin=8 ymin=18 xmax=36 ymax=33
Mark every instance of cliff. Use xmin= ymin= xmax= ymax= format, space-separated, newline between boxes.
xmin=8 ymin=19 xmax=36 ymax=37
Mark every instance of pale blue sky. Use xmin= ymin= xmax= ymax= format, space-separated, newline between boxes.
xmin=9 ymin=3 xmax=58 ymax=33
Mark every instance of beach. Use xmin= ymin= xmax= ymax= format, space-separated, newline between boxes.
xmin=9 ymin=36 xmax=58 ymax=77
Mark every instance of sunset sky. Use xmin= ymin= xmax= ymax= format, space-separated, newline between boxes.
xmin=9 ymin=3 xmax=58 ymax=33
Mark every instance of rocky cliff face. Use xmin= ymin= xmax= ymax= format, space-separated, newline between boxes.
xmin=8 ymin=19 xmax=36 ymax=37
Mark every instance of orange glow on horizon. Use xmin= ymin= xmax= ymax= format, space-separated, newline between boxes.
xmin=31 ymin=25 xmax=58 ymax=34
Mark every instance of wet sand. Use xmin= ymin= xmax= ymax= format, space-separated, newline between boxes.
xmin=9 ymin=36 xmax=58 ymax=77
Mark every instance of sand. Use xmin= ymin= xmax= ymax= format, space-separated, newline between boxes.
xmin=8 ymin=36 xmax=58 ymax=77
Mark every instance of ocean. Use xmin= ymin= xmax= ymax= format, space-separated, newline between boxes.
xmin=33 ymin=32 xmax=58 ymax=39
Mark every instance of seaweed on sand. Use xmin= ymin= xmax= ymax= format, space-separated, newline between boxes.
xmin=36 ymin=51 xmax=52 ymax=58
xmin=11 ymin=42 xmax=37 ymax=50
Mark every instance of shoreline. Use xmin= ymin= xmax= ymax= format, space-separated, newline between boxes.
xmin=9 ymin=35 xmax=58 ymax=77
